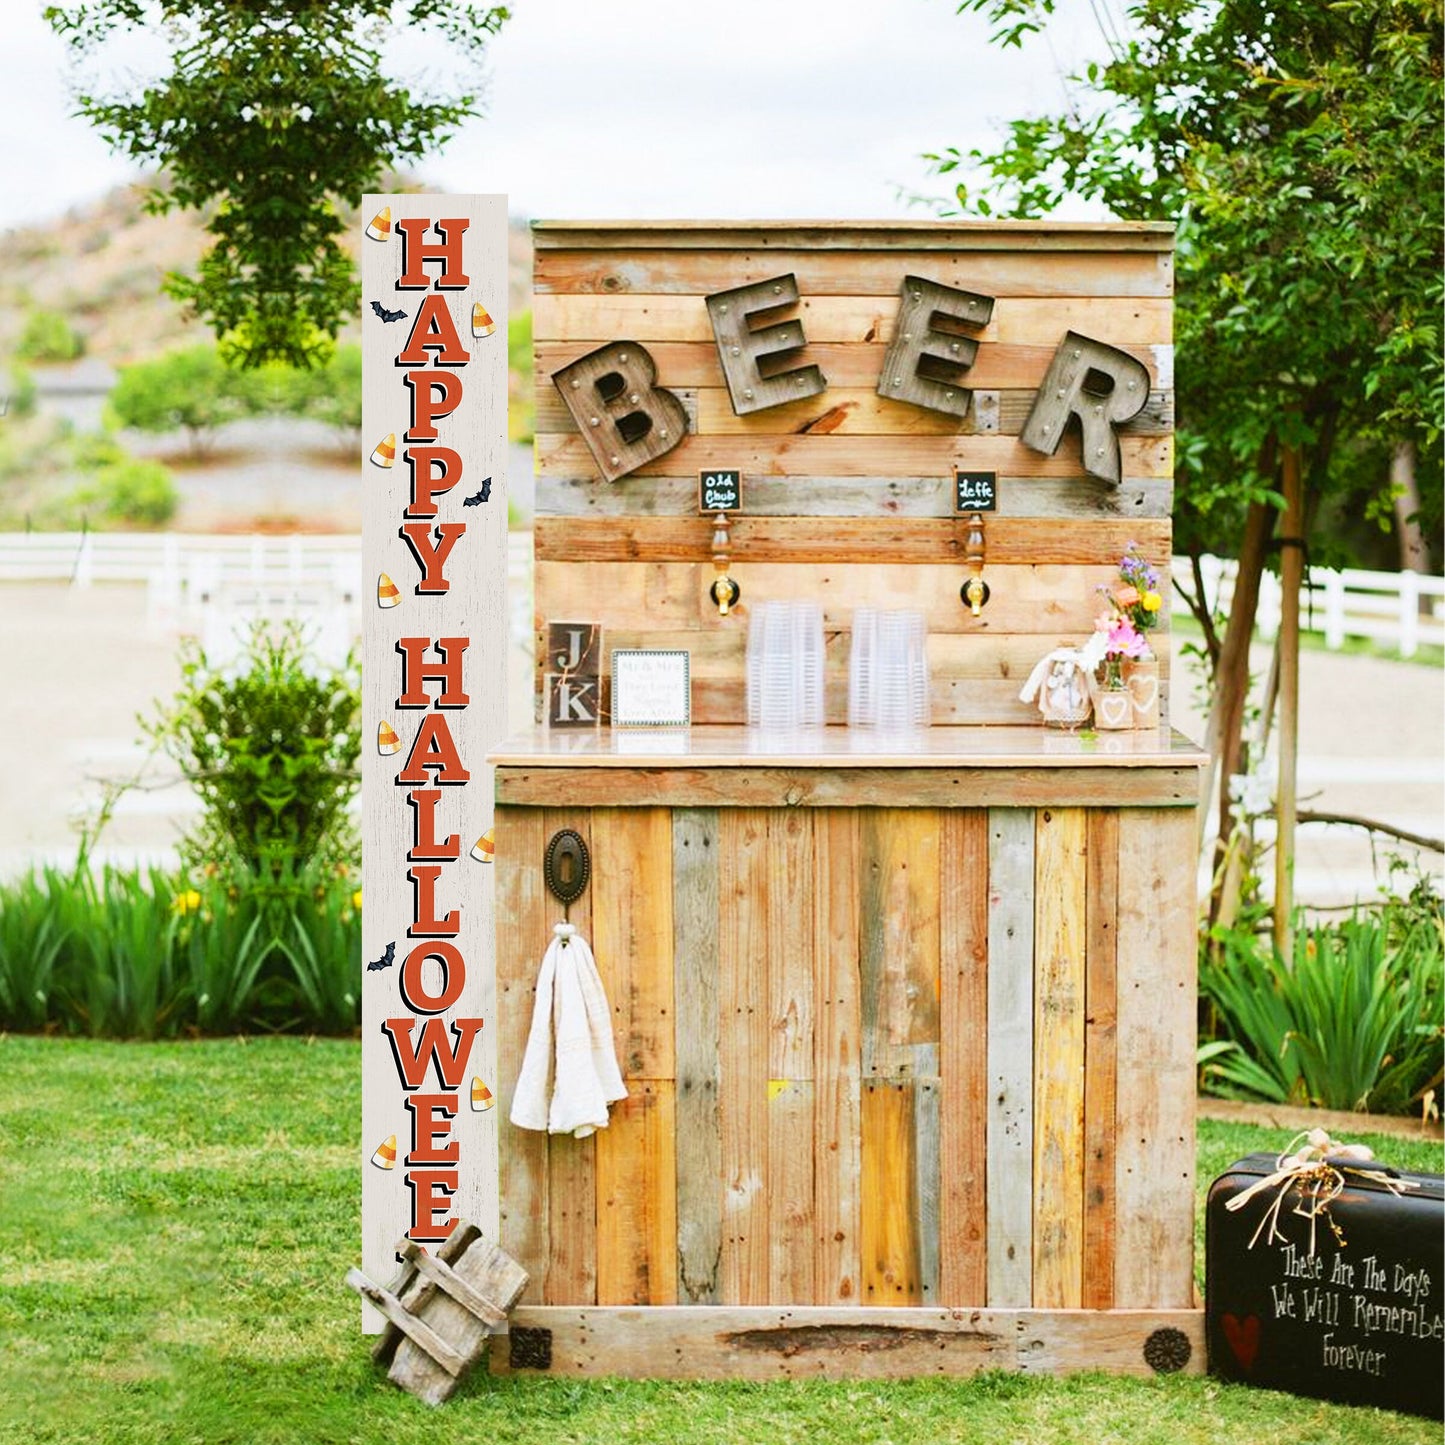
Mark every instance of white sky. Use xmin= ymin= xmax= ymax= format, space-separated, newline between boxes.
xmin=1 ymin=0 xmax=1120 ymax=229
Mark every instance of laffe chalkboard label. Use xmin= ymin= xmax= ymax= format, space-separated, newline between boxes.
xmin=700 ymin=469 xmax=742 ymax=512
xmin=955 ymin=470 xmax=997 ymax=513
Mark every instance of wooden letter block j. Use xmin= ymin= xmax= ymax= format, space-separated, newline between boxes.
xmin=551 ymin=342 xmax=687 ymax=482
xmin=545 ymin=621 xmax=602 ymax=728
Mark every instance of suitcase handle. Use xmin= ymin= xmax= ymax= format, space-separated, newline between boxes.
xmin=1324 ymin=1154 xmax=1401 ymax=1179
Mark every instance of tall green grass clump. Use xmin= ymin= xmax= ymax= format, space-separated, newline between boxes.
xmin=1200 ymin=889 xmax=1444 ymax=1115
xmin=0 ymin=862 xmax=360 ymax=1037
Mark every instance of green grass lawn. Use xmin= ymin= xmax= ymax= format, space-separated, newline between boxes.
xmin=1 ymin=1037 xmax=1439 ymax=1445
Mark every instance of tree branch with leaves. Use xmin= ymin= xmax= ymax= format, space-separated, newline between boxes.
xmin=46 ymin=1 xmax=509 ymax=368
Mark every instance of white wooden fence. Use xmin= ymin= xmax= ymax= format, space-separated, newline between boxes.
xmin=0 ymin=531 xmax=534 ymax=670
xmin=0 ymin=533 xmax=1437 ymax=659
xmin=1173 ymin=554 xmax=1445 ymax=658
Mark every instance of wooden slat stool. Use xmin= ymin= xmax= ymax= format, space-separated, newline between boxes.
xmin=347 ymin=1223 xmax=528 ymax=1404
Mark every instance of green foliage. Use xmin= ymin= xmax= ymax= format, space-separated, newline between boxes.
xmin=1201 ymin=897 xmax=1445 ymax=1114
xmin=4 ymin=363 xmax=37 ymax=419
xmin=143 ymin=622 xmax=361 ymax=881
xmin=275 ymin=342 xmax=363 ymax=437
xmin=71 ymin=454 xmax=179 ymax=526
xmin=508 ymin=308 xmax=534 ymax=442
xmin=931 ymin=1 xmax=1444 ymax=565
xmin=109 ymin=343 xmax=258 ymax=453
xmin=46 ymin=1 xmax=509 ymax=368
xmin=15 ymin=307 xmax=84 ymax=363
xmin=0 ymin=862 xmax=360 ymax=1037
xmin=508 ymin=308 xmax=532 ymax=374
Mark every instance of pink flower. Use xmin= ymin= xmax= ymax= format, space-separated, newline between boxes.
xmin=1107 ymin=618 xmax=1149 ymax=659
xmin=1114 ymin=584 xmax=1140 ymax=607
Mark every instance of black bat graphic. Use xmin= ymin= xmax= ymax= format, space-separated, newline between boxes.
xmin=366 ymin=941 xmax=396 ymax=972
xmin=462 ymin=479 xmax=492 ymax=506
xmin=370 ymin=301 xmax=408 ymax=323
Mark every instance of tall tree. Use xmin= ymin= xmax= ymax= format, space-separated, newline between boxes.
xmin=929 ymin=0 xmax=1443 ymax=917
xmin=47 ymin=1 xmax=509 ymax=368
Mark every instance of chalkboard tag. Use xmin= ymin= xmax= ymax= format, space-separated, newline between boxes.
xmin=955 ymin=470 xmax=997 ymax=513
xmin=700 ymin=469 xmax=742 ymax=513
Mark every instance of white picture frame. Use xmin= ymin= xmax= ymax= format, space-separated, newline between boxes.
xmin=611 ymin=649 xmax=691 ymax=728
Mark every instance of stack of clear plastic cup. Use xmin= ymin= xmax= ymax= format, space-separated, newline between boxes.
xmin=848 ymin=608 xmax=930 ymax=728
xmin=746 ymin=601 xmax=826 ymax=728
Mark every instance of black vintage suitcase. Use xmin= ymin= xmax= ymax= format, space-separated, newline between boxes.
xmin=1207 ymin=1151 xmax=1444 ymax=1418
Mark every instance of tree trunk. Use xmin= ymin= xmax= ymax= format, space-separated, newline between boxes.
xmin=1393 ymin=440 xmax=1430 ymax=574
xmin=1273 ymin=445 xmax=1305 ymax=957
xmin=1200 ymin=493 xmax=1275 ymax=905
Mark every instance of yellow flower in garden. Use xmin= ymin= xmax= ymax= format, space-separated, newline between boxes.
xmin=1142 ymin=590 xmax=1162 ymax=612
xmin=353 ymin=889 xmax=363 ymax=912
xmin=172 ymin=889 xmax=203 ymax=915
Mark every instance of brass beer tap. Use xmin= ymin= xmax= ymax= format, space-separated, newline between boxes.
xmin=960 ymin=511 xmax=990 ymax=616
xmin=709 ymin=510 xmax=740 ymax=615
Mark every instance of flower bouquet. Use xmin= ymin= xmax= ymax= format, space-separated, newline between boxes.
xmin=1092 ymin=545 xmax=1163 ymax=728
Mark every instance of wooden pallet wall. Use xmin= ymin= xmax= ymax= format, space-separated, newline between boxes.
xmin=495 ymin=796 xmax=1198 ymax=1312
xmin=532 ymin=222 xmax=1175 ymax=726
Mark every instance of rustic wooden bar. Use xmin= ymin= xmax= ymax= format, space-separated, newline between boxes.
xmin=489 ymin=727 xmax=1207 ymax=1379
xmin=492 ymin=218 xmax=1203 ymax=1380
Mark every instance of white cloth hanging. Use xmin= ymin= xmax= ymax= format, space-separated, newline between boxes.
xmin=510 ymin=921 xmax=627 ymax=1138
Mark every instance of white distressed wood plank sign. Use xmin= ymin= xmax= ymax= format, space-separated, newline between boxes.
xmin=361 ymin=193 xmax=508 ymax=1329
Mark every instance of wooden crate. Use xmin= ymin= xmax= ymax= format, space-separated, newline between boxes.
xmin=531 ymin=221 xmax=1175 ymax=727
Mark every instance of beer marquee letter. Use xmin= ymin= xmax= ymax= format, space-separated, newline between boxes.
xmin=361 ymin=194 xmax=507 ymax=1327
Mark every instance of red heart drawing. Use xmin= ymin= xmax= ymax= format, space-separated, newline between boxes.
xmin=1221 ymin=1313 xmax=1261 ymax=1373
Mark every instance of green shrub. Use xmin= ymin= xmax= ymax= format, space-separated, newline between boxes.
xmin=16 ymin=308 xmax=84 ymax=363
xmin=4 ymin=363 xmax=37 ymax=420
xmin=144 ymin=622 xmax=360 ymax=881
xmin=279 ymin=343 xmax=362 ymax=438
xmin=1200 ymin=899 xmax=1445 ymax=1114
xmin=73 ymin=455 xmax=179 ymax=527
xmin=109 ymin=344 xmax=255 ymax=454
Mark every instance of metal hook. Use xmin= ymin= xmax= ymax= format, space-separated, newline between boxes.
xmin=544 ymin=830 xmax=590 ymax=937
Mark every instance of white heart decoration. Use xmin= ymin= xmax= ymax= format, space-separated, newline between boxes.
xmin=1128 ymin=673 xmax=1159 ymax=714
xmin=1096 ymin=691 xmax=1133 ymax=728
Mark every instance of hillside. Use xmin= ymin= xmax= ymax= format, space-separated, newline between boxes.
xmin=2 ymin=180 xmax=535 ymax=368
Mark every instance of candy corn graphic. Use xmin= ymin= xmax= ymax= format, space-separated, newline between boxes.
xmin=470 ymin=1078 xmax=494 ymax=1112
xmin=365 ymin=206 xmax=392 ymax=242
xmin=369 ymin=432 xmax=396 ymax=468
xmin=370 ymin=1134 xmax=397 ymax=1169
xmin=377 ymin=573 xmax=401 ymax=608
xmin=377 ymin=720 xmax=401 ymax=756
xmin=471 ymin=303 xmax=495 ymax=339
xmin=470 ymin=830 xmax=495 ymax=863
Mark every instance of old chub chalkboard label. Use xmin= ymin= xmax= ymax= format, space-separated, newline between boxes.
xmin=954 ymin=470 xmax=997 ymax=513
xmin=700 ymin=469 xmax=742 ymax=512
xmin=1206 ymin=1153 xmax=1444 ymax=1418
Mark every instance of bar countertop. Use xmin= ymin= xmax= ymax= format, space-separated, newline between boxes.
xmin=489 ymin=724 xmax=1209 ymax=771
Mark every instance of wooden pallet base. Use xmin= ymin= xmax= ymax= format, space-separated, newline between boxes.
xmin=491 ymin=1306 xmax=1204 ymax=1380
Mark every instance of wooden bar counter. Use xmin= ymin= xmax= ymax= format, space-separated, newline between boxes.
xmin=490 ymin=724 xmax=1208 ymax=1379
